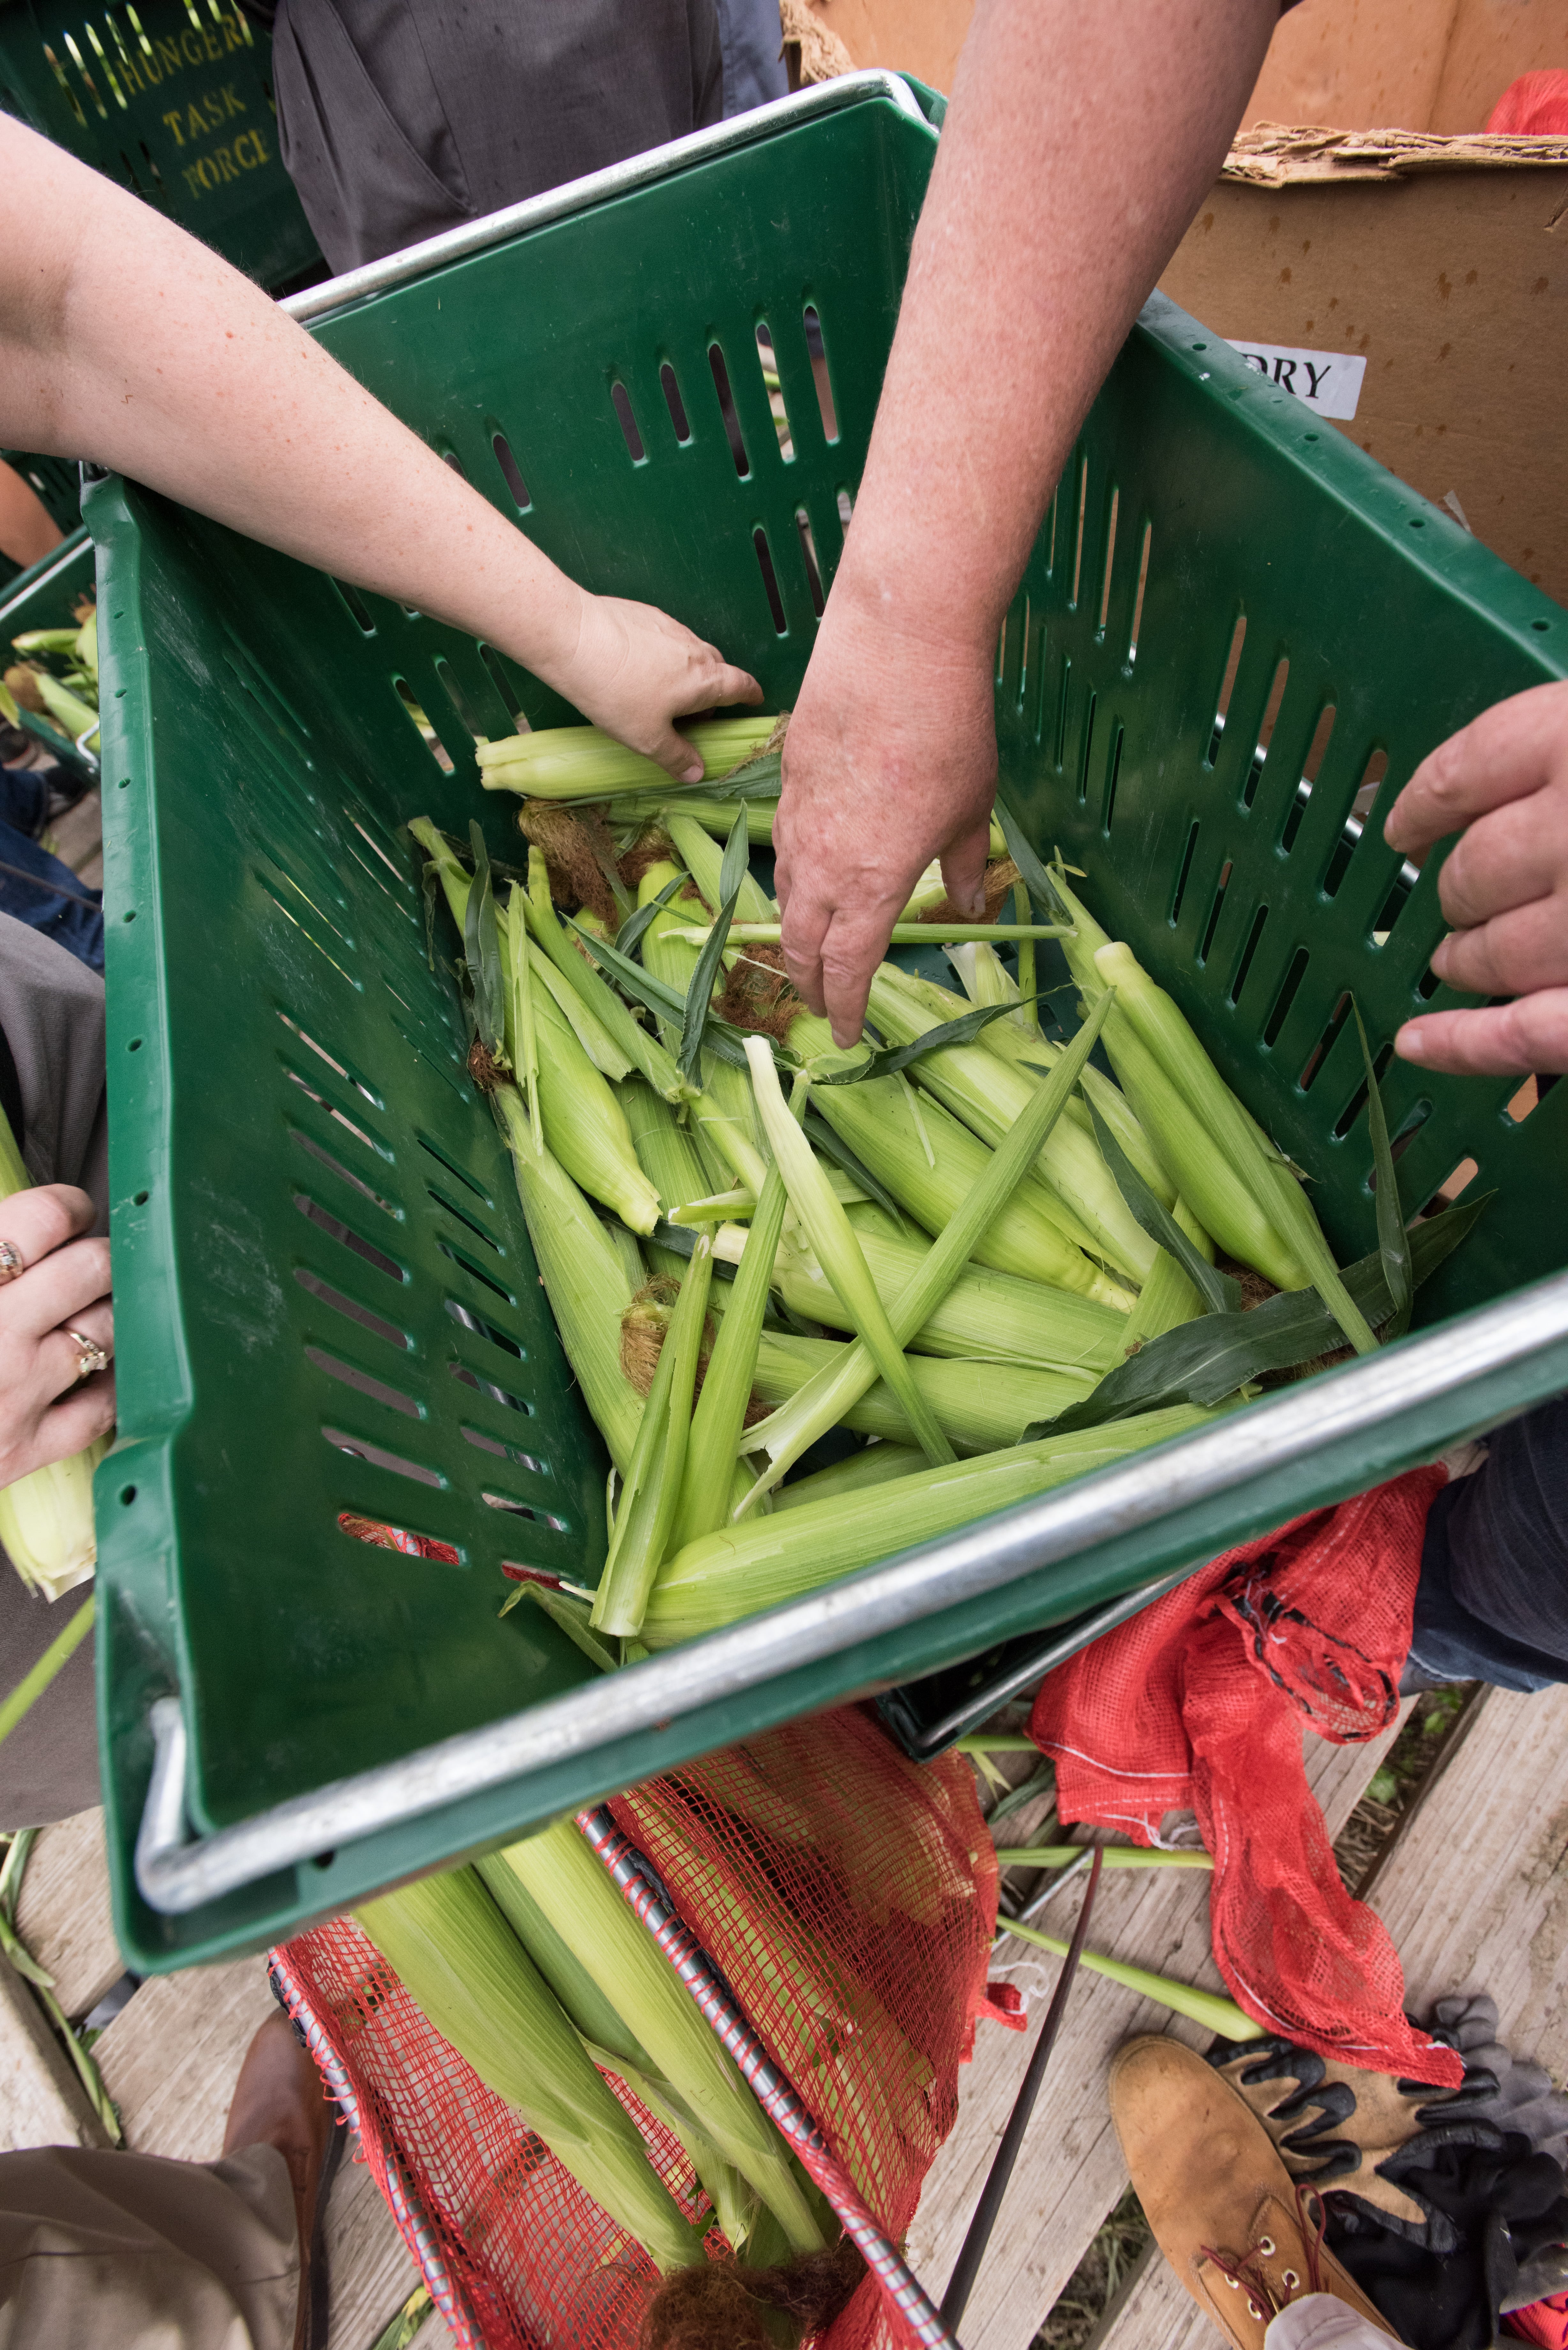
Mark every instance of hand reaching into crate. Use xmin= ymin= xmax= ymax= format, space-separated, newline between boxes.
xmin=1385 ymin=679 xmax=1568 ymax=1076
xmin=0 ymin=117 xmax=757 ymax=784
xmin=772 ymin=0 xmax=1278 ymax=1042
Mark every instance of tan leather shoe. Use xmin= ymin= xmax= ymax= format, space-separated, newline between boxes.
xmin=1110 ymin=2035 xmax=1402 ymax=2350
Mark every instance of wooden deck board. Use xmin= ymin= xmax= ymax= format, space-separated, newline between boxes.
xmin=909 ymin=1710 xmax=1413 ymax=2350
xmin=0 ymin=1949 xmax=110 ymax=2150
xmin=13 ymin=1806 xmax=122 ymax=2021
xmin=1090 ymin=1683 xmax=1568 ymax=2350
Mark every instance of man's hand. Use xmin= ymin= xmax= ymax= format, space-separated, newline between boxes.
xmin=0 ymin=1184 xmax=113 ymax=1488
xmin=560 ymin=593 xmax=762 ymax=783
xmin=774 ymin=588 xmax=997 ymax=1045
xmin=1385 ymin=679 xmax=1568 ymax=1076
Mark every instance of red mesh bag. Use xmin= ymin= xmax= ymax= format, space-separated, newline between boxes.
xmin=278 ymin=1706 xmax=1000 ymax=2349
xmin=1506 ymin=2291 xmax=1568 ymax=2348
xmin=1030 ymin=1466 xmax=1464 ymax=2088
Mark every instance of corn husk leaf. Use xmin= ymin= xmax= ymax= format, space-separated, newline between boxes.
xmin=1001 ymin=1915 xmax=1260 ymax=2040
xmin=1078 ymin=1092 xmax=1237 ymax=1315
xmin=1024 ymin=1192 xmax=1490 ymax=1437
xmin=1354 ymin=1002 xmax=1413 ymax=1344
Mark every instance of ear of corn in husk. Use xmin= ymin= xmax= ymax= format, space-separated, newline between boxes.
xmin=478 ymin=716 xmax=778 ymax=801
xmin=496 ymin=1820 xmax=827 ymax=2252
xmin=592 ymin=1232 xmax=712 ymax=1635
xmin=356 ymin=1868 xmax=705 ymax=2272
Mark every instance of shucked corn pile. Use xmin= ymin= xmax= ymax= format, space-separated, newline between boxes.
xmin=411 ymin=715 xmax=1485 ymax=1659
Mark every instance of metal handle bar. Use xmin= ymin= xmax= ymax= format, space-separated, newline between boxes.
xmin=136 ymin=1267 xmax=1568 ymax=1914
xmin=279 ymin=72 xmax=930 ymax=328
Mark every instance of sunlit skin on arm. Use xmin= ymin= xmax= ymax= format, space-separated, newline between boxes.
xmin=774 ymin=0 xmax=1278 ymax=1044
xmin=0 ymin=115 xmax=759 ymax=777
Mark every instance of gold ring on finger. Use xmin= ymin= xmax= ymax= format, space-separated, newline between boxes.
xmin=64 ymin=1327 xmax=109 ymax=1381
xmin=0 ymin=1241 xmax=26 ymax=1283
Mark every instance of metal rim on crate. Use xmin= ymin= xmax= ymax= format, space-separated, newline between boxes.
xmin=279 ymin=71 xmax=932 ymax=328
xmin=135 ymin=1265 xmax=1568 ymax=1914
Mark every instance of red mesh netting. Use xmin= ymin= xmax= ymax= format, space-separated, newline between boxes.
xmin=280 ymin=1706 xmax=999 ymax=2350
xmin=1031 ymin=1466 xmax=1464 ymax=2088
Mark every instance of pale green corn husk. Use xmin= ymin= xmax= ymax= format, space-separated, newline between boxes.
xmin=0 ymin=1440 xmax=110 ymax=1601
xmin=35 ymin=673 xmax=97 ymax=740
xmin=497 ymin=1821 xmax=826 ymax=2252
xmin=1095 ymin=940 xmax=1376 ymax=1355
xmin=644 ymin=1404 xmax=1221 ymax=1646
xmin=607 ymin=794 xmax=779 ymax=846
xmin=946 ymin=938 xmax=1035 ymax=1035
xmin=526 ymin=933 xmax=631 ymax=1079
xmin=523 ymin=852 xmax=692 ymax=1103
xmin=731 ymin=989 xmax=1119 ymax=1502
xmin=769 ymin=1442 xmax=927 ymax=1511
xmin=526 ymin=980 xmax=660 ymax=1235
xmin=592 ymin=1232 xmax=712 ymax=1634
xmin=750 ymin=1331 xmax=1095 ymax=1454
xmin=11 ymin=628 xmax=79 ymax=655
xmin=0 ymin=1106 xmax=106 ymax=1599
xmin=942 ymin=951 xmax=1177 ymax=1208
xmin=1117 ymin=1196 xmax=1211 ymax=1350
xmin=478 ymin=716 xmax=778 ymax=800
xmin=357 ymin=1869 xmax=703 ymax=2272
xmin=866 ymin=966 xmax=1157 ymax=1284
xmin=810 ymin=1071 xmax=1120 ymax=1303
xmin=585 ymin=2042 xmax=759 ymax=2256
xmin=636 ymin=867 xmax=770 ymax=1196
xmin=764 ymin=1217 xmax=1127 ymax=1373
xmin=674 ymin=1165 xmax=789 ymax=1549
xmin=664 ymin=811 xmax=775 ymax=927
xmin=493 ymin=1087 xmax=643 ymax=1475
xmin=746 ymin=1038 xmax=954 ymax=1469
xmin=1003 ymin=1914 xmax=1259 ymax=2039
xmin=624 ymin=1078 xmax=710 ymax=1219
xmin=475 ymin=1853 xmax=659 ymax=2070
xmin=620 ymin=1784 xmax=932 ymax=2208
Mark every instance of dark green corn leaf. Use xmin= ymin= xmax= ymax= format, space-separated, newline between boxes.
xmin=811 ymin=994 xmax=1047 ymax=1086
xmin=678 ymin=884 xmax=743 ymax=1082
xmin=499 ymin=1580 xmax=617 ymax=1673
xmin=709 ymin=748 xmax=782 ymax=798
xmin=800 ymin=1106 xmax=909 ymax=1227
xmin=1353 ymin=1000 xmax=1413 ymax=1345
xmin=615 ymin=872 xmax=685 ymax=960
xmin=984 ymin=1760 xmax=1054 ymax=1832
xmin=996 ymin=798 xmax=1070 ymax=924
xmin=464 ymin=822 xmax=505 ymax=1060
xmin=1024 ymin=1192 xmax=1492 ymax=1436
xmin=569 ymin=917 xmax=786 ymax=1075
xmin=1080 ymin=1093 xmax=1240 ymax=1316
xmin=719 ymin=803 xmax=751 ymax=908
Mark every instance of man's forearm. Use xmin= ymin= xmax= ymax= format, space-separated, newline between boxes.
xmin=0 ymin=118 xmax=584 ymax=684
xmin=834 ymin=0 xmax=1277 ymax=657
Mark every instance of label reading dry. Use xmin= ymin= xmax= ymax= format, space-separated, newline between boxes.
xmin=1226 ymin=342 xmax=1367 ymax=420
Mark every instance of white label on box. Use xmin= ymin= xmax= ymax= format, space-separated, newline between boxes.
xmin=1225 ymin=341 xmax=1367 ymax=420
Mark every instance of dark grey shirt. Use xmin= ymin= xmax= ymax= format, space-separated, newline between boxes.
xmin=269 ymin=0 xmax=727 ymax=274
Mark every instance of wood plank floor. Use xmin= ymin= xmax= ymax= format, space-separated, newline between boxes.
xmin=1088 ymin=1683 xmax=1568 ymax=2350
xmin=908 ymin=1712 xmax=1414 ymax=2350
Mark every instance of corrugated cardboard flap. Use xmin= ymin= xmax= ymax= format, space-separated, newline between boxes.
xmin=1225 ymin=123 xmax=1568 ymax=187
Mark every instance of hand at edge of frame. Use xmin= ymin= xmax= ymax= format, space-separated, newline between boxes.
xmin=1385 ymin=679 xmax=1568 ymax=1076
xmin=0 ymin=1185 xmax=114 ymax=1487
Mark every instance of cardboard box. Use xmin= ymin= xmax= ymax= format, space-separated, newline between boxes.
xmin=1245 ymin=0 xmax=1568 ymax=137
xmin=795 ymin=0 xmax=974 ymax=99
xmin=1161 ymin=128 xmax=1568 ymax=609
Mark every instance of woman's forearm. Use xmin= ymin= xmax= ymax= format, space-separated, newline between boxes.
xmin=0 ymin=116 xmax=585 ymax=680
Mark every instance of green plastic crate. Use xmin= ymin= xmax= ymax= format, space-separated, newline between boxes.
xmin=0 ymin=0 xmax=320 ymax=290
xmin=91 ymin=75 xmax=1568 ymax=1972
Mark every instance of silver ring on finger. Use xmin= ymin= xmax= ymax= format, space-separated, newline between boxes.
xmin=64 ymin=1327 xmax=110 ymax=1381
xmin=0 ymin=1240 xmax=26 ymax=1284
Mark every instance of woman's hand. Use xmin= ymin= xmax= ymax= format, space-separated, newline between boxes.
xmin=0 ymin=1185 xmax=113 ymax=1487
xmin=1386 ymin=680 xmax=1568 ymax=1077
xmin=555 ymin=592 xmax=763 ymax=782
